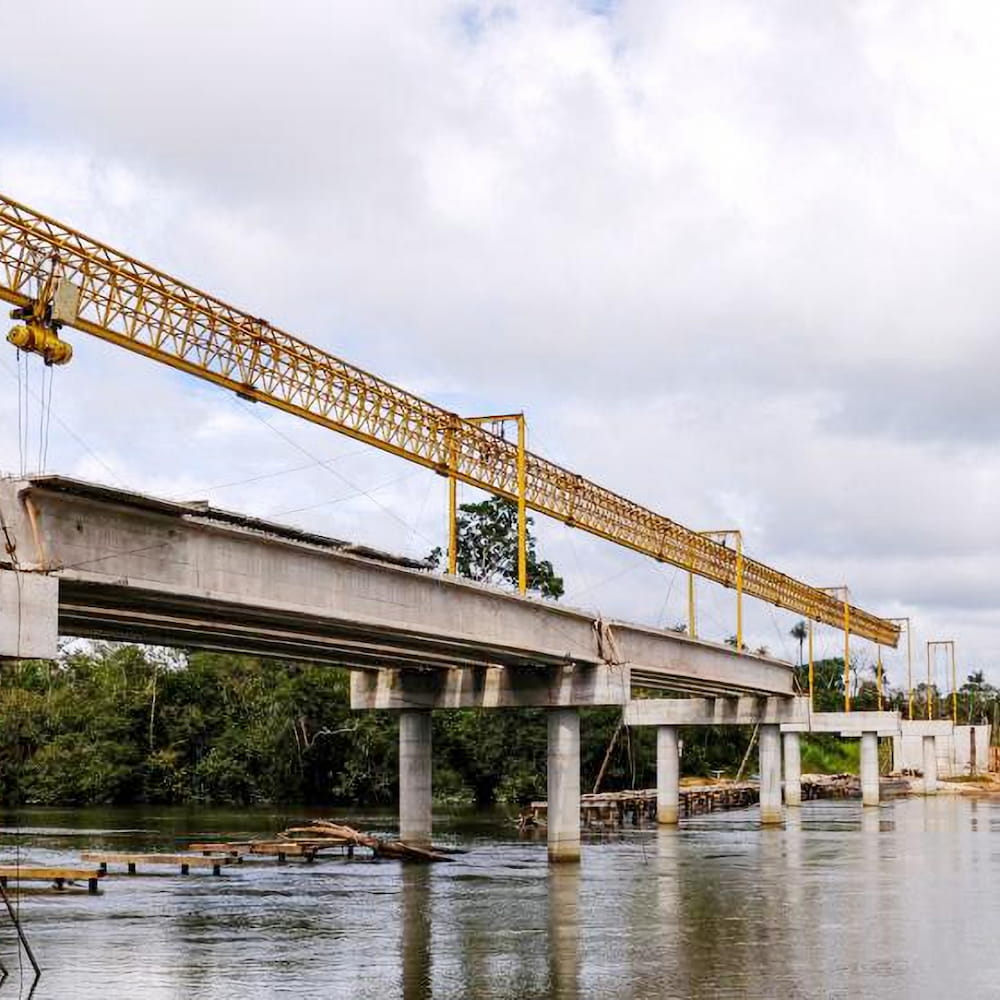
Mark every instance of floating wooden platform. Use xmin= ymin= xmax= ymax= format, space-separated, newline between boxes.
xmin=80 ymin=852 xmax=232 ymax=876
xmin=0 ymin=866 xmax=104 ymax=894
xmin=186 ymin=840 xmax=349 ymax=861
xmin=186 ymin=842 xmax=251 ymax=857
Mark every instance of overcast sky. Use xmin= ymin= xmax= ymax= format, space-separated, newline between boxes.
xmin=2 ymin=0 xmax=998 ymax=687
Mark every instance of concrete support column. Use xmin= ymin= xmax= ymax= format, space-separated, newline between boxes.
xmin=759 ymin=724 xmax=783 ymax=825
xmin=399 ymin=709 xmax=433 ymax=847
xmin=656 ymin=726 xmax=680 ymax=824
xmin=548 ymin=708 xmax=581 ymax=863
xmin=782 ymin=732 xmax=802 ymax=807
xmin=922 ymin=735 xmax=938 ymax=794
xmin=860 ymin=731 xmax=880 ymax=806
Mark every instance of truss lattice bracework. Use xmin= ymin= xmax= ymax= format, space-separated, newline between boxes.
xmin=0 ymin=193 xmax=900 ymax=647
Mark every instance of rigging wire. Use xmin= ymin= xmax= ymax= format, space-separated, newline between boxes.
xmin=235 ymin=398 xmax=437 ymax=548
xmin=15 ymin=349 xmax=23 ymax=477
xmin=40 ymin=364 xmax=55 ymax=473
xmin=654 ymin=564 xmax=680 ymax=629
xmin=22 ymin=351 xmax=29 ymax=474
xmin=162 ymin=449 xmax=372 ymax=501
xmin=404 ymin=471 xmax=436 ymax=556
xmin=271 ymin=468 xmax=425 ymax=517
xmin=766 ymin=604 xmax=794 ymax=661
xmin=0 ymin=355 xmax=124 ymax=486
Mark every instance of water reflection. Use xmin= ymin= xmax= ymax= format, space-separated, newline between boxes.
xmin=401 ymin=867 xmax=431 ymax=1000
xmin=0 ymin=799 xmax=996 ymax=997
xmin=547 ymin=866 xmax=579 ymax=1000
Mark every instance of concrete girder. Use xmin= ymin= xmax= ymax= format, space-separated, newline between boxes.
xmin=0 ymin=477 xmax=795 ymax=697
xmin=624 ymin=696 xmax=810 ymax=728
xmin=780 ymin=711 xmax=900 ymax=738
xmin=350 ymin=664 xmax=629 ymax=710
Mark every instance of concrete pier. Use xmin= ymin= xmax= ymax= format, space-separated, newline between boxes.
xmin=782 ymin=731 xmax=802 ymax=807
xmin=759 ymin=724 xmax=783 ymax=825
xmin=656 ymin=726 xmax=680 ymax=825
xmin=922 ymin=735 xmax=938 ymax=794
xmin=399 ymin=709 xmax=433 ymax=847
xmin=860 ymin=731 xmax=880 ymax=806
xmin=548 ymin=708 xmax=581 ymax=863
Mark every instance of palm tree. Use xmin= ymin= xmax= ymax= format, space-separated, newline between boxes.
xmin=790 ymin=620 xmax=808 ymax=666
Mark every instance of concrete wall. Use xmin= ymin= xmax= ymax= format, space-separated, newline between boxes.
xmin=891 ymin=723 xmax=991 ymax=777
xmin=0 ymin=569 xmax=58 ymax=659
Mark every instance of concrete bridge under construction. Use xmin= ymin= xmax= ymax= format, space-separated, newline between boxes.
xmin=0 ymin=474 xmax=951 ymax=861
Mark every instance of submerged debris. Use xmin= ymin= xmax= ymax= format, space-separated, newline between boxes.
xmin=281 ymin=820 xmax=454 ymax=863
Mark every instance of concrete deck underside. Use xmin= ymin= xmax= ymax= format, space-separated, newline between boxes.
xmin=0 ymin=477 xmax=794 ymax=699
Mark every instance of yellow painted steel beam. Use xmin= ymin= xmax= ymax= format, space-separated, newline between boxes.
xmin=0 ymin=192 xmax=901 ymax=646
xmin=807 ymin=620 xmax=814 ymax=709
xmin=463 ymin=413 xmax=527 ymax=595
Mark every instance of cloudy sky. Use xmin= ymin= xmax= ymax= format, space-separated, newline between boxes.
xmin=2 ymin=0 xmax=998 ymax=686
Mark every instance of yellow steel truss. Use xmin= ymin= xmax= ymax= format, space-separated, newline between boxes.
xmin=0 ymin=192 xmax=900 ymax=647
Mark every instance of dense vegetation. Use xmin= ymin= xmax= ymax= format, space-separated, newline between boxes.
xmin=0 ymin=643 xmax=993 ymax=808
xmin=0 ymin=645 xmax=653 ymax=807
xmin=2 ymin=498 xmax=994 ymax=808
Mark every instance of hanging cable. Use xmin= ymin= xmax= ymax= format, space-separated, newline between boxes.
xmin=22 ymin=350 xmax=30 ymax=475
xmin=41 ymin=362 xmax=55 ymax=472
xmin=236 ymin=399 xmax=438 ymax=548
xmin=15 ymin=348 xmax=24 ymax=477
xmin=35 ymin=364 xmax=49 ymax=474
xmin=0 ymin=354 xmax=123 ymax=486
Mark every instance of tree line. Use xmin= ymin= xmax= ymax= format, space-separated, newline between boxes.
xmin=0 ymin=644 xmax=655 ymax=808
xmin=1 ymin=499 xmax=994 ymax=808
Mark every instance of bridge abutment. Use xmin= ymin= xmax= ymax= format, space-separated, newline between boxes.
xmin=0 ymin=570 xmax=58 ymax=660
xmin=547 ymin=708 xmax=581 ymax=863
xmin=860 ymin=732 xmax=880 ymax=806
xmin=759 ymin=724 xmax=783 ymax=824
xmin=656 ymin=725 xmax=680 ymax=825
xmin=782 ymin=731 xmax=801 ymax=807
xmin=922 ymin=735 xmax=938 ymax=793
xmin=399 ymin=709 xmax=433 ymax=848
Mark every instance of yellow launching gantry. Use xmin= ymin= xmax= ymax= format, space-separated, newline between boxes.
xmin=0 ymin=192 xmax=901 ymax=653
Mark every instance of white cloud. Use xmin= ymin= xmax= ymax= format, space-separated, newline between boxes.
xmin=2 ymin=0 xmax=999 ymax=678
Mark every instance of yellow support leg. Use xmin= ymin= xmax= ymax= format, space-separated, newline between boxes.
xmin=447 ymin=474 xmax=457 ymax=576
xmin=516 ymin=415 xmax=527 ymax=596
xmin=844 ymin=600 xmax=851 ymax=713
xmin=688 ymin=570 xmax=696 ymax=639
xmin=876 ymin=645 xmax=883 ymax=711
xmin=735 ymin=535 xmax=744 ymax=653
xmin=808 ymin=621 xmax=814 ymax=711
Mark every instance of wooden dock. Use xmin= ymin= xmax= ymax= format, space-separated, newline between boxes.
xmin=0 ymin=866 xmax=104 ymax=894
xmin=80 ymin=852 xmax=233 ymax=876
xmin=187 ymin=841 xmax=325 ymax=861
xmin=524 ymin=774 xmax=862 ymax=829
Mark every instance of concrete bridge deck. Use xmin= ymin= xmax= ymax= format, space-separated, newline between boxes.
xmin=0 ymin=474 xmax=810 ymax=863
xmin=0 ymin=476 xmax=794 ymax=701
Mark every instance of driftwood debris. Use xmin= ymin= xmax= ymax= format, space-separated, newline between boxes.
xmin=281 ymin=821 xmax=453 ymax=863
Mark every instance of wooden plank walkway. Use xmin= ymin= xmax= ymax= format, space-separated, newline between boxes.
xmin=80 ymin=852 xmax=232 ymax=876
xmin=524 ymin=775 xmax=861 ymax=829
xmin=187 ymin=840 xmax=340 ymax=861
xmin=0 ymin=866 xmax=103 ymax=894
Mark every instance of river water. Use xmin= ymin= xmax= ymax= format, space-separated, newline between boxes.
xmin=0 ymin=795 xmax=995 ymax=999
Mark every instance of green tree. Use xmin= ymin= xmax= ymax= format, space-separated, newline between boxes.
xmin=959 ymin=670 xmax=994 ymax=725
xmin=430 ymin=497 xmax=564 ymax=598
xmin=428 ymin=494 xmax=565 ymax=806
xmin=790 ymin=621 xmax=808 ymax=667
